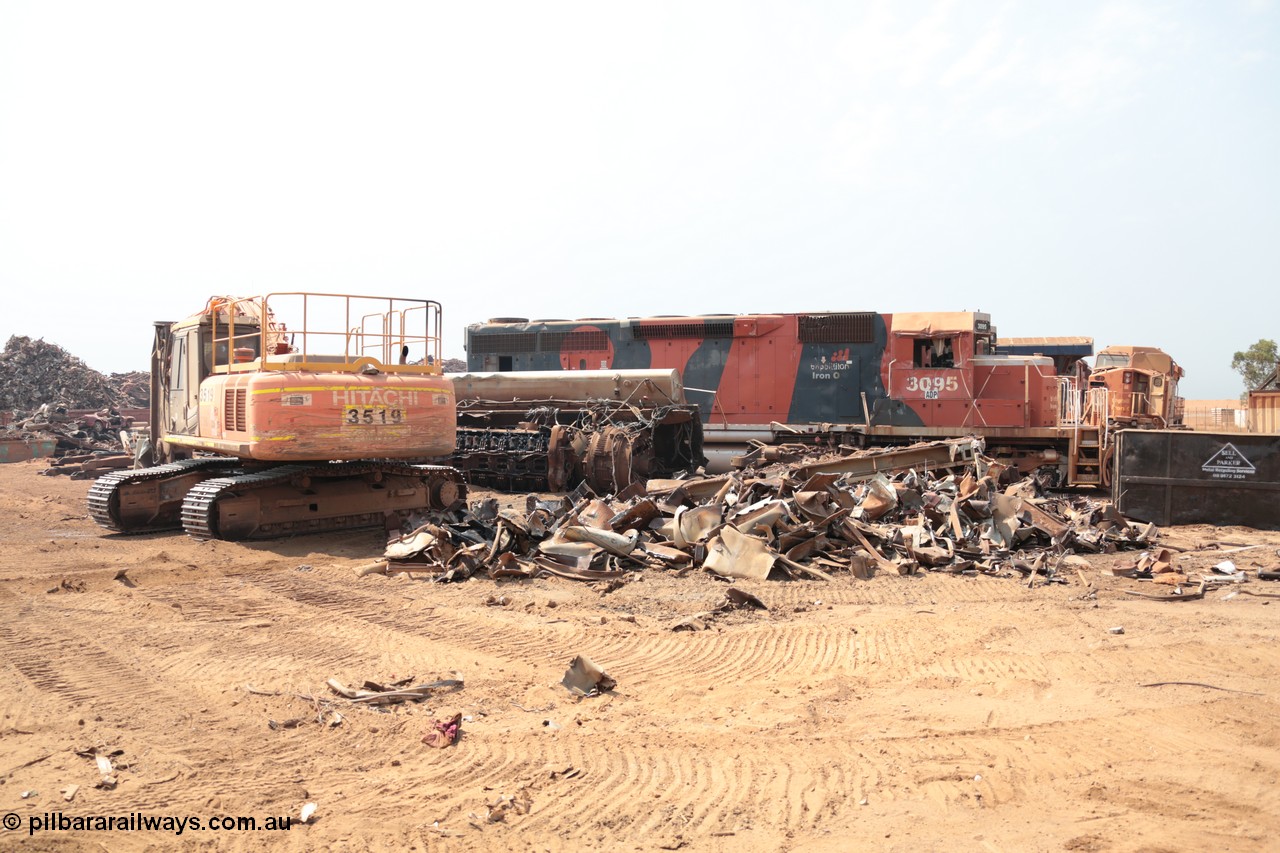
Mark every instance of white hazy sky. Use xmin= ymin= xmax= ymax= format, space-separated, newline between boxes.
xmin=1 ymin=0 xmax=1275 ymax=399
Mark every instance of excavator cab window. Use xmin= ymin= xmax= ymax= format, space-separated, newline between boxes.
xmin=170 ymin=335 xmax=187 ymax=391
xmin=205 ymin=327 xmax=263 ymax=372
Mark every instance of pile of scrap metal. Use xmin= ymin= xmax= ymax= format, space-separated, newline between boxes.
xmin=1 ymin=335 xmax=148 ymax=412
xmin=362 ymin=436 xmax=1156 ymax=584
xmin=444 ymin=369 xmax=705 ymax=494
xmin=1 ymin=402 xmax=138 ymax=471
xmin=0 ymin=335 xmax=147 ymax=467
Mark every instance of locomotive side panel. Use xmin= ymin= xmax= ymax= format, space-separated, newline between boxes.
xmin=466 ymin=311 xmax=1037 ymax=432
xmin=467 ymin=313 xmax=915 ymax=427
xmin=786 ymin=313 xmax=893 ymax=425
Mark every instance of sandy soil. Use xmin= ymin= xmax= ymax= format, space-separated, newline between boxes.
xmin=2 ymin=458 xmax=1279 ymax=852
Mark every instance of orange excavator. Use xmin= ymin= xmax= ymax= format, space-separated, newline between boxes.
xmin=88 ymin=293 xmax=465 ymax=540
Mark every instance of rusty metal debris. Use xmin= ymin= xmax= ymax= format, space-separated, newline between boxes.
xmin=2 ymin=407 xmax=138 ymax=469
xmin=1 ymin=336 xmax=147 ymax=465
xmin=445 ymin=370 xmax=704 ymax=493
xmin=670 ymin=587 xmax=770 ymax=631
xmin=449 ymin=398 xmax=704 ymax=494
xmin=1123 ymin=581 xmax=1207 ymax=601
xmin=1 ymin=335 xmax=148 ymax=413
xmin=326 ymin=676 xmax=464 ymax=705
xmin=469 ymin=789 xmax=532 ymax=824
xmin=363 ymin=436 xmax=1156 ymax=587
xmin=41 ymin=448 xmax=135 ymax=478
xmin=74 ymin=747 xmax=124 ymax=790
xmin=561 ymin=655 xmax=616 ymax=696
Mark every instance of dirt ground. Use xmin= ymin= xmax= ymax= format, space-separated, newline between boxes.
xmin=2 ymin=460 xmax=1279 ymax=852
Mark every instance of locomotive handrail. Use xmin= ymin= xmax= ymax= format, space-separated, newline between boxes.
xmin=1057 ymin=376 xmax=1081 ymax=426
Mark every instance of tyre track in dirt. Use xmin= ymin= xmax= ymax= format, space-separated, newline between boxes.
xmin=245 ymin=571 xmax=566 ymax=667
xmin=761 ymin=575 xmax=1037 ymax=609
xmin=129 ymin=575 xmax=519 ymax=687
xmin=240 ymin=568 xmax=1101 ymax=701
xmin=241 ymin=571 xmax=875 ymax=691
xmin=34 ymin=578 xmax=386 ymax=697
xmin=0 ymin=602 xmax=181 ymax=724
xmin=505 ymin=697 xmax=1270 ymax=839
xmin=232 ymin=570 xmax=1062 ymax=720
xmin=846 ymin=697 xmax=1280 ymax=815
xmin=0 ymin=602 xmax=228 ymax=814
xmin=482 ymin=734 xmax=951 ymax=840
xmin=0 ymin=588 xmax=468 ymax=819
xmin=1044 ymin=638 xmax=1280 ymax=694
xmin=512 ymin=741 xmax=766 ymax=839
xmin=8 ymin=569 xmax=875 ymax=840
xmin=572 ymin=623 xmax=861 ymax=688
xmin=8 ymin=596 xmax=1272 ymax=846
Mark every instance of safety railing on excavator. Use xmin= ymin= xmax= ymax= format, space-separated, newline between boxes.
xmin=208 ymin=293 xmax=445 ymax=374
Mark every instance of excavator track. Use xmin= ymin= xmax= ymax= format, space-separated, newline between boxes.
xmin=87 ymin=457 xmax=243 ymax=534
xmin=179 ymin=461 xmax=465 ymax=541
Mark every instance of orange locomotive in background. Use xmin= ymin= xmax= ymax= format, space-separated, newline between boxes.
xmin=466 ymin=310 xmax=1183 ymax=486
xmin=90 ymin=293 xmax=464 ymax=540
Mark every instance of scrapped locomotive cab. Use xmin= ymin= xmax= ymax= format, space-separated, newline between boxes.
xmin=1089 ymin=345 xmax=1185 ymax=428
xmin=887 ymin=313 xmax=986 ymax=425
xmin=90 ymin=293 xmax=464 ymax=541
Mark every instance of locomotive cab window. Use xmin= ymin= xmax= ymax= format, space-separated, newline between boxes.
xmin=913 ymin=337 xmax=955 ymax=369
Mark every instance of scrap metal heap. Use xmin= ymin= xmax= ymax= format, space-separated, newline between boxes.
xmin=1 ymin=335 xmax=148 ymax=469
xmin=364 ymin=436 xmax=1157 ymax=584
xmin=1 ymin=335 xmax=148 ymax=413
xmin=2 ymin=402 xmax=140 ymax=472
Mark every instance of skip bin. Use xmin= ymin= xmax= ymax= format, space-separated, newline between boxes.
xmin=1113 ymin=429 xmax=1280 ymax=530
xmin=0 ymin=437 xmax=58 ymax=463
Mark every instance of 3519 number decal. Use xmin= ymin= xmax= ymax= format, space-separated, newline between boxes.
xmin=344 ymin=406 xmax=404 ymax=425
